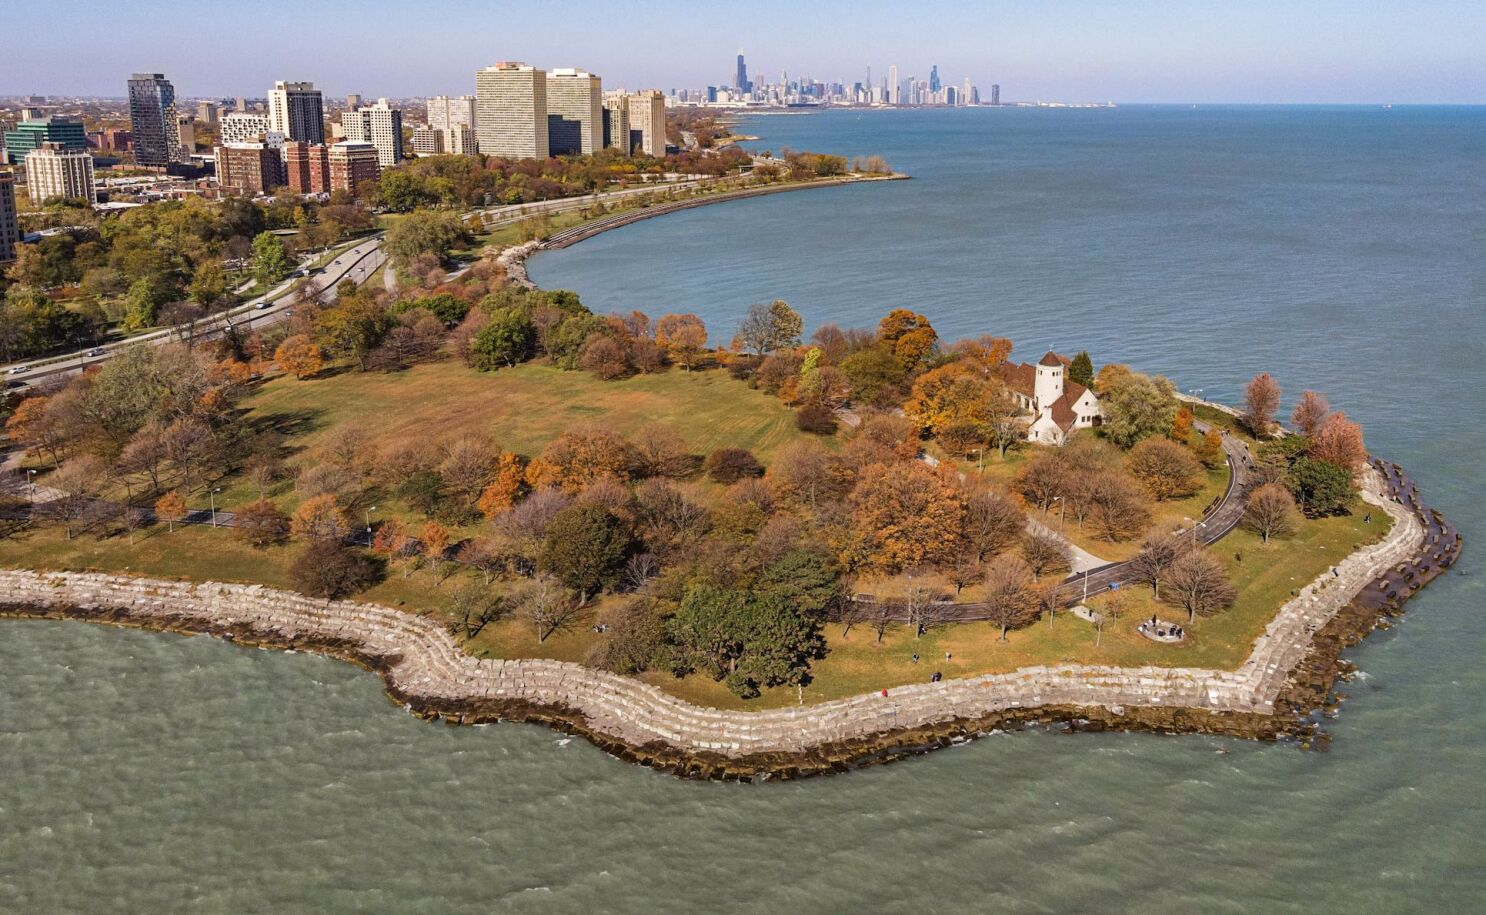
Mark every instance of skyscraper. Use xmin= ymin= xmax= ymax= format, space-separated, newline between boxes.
xmin=0 ymin=171 xmax=18 ymax=264
xmin=887 ymin=65 xmax=899 ymax=105
xmin=735 ymin=51 xmax=750 ymax=93
xmin=340 ymin=99 xmax=403 ymax=167
xmin=127 ymin=73 xmax=183 ymax=167
xmin=197 ymin=100 xmax=218 ymax=124
xmin=929 ymin=65 xmax=940 ymax=94
xmin=427 ymin=95 xmax=477 ymax=132
xmin=268 ymin=81 xmax=326 ymax=144
xmin=991 ymin=84 xmax=1001 ymax=106
xmin=545 ymin=68 xmax=602 ymax=155
xmin=602 ymin=94 xmax=630 ymax=152
xmin=962 ymin=77 xmax=972 ymax=107
xmin=475 ymin=62 xmax=548 ymax=159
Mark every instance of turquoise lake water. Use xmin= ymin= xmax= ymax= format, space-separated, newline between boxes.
xmin=4 ymin=106 xmax=1484 ymax=911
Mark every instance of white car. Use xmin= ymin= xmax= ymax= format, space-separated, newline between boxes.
xmin=6 ymin=365 xmax=29 ymax=375
xmin=254 ymin=301 xmax=271 ymax=310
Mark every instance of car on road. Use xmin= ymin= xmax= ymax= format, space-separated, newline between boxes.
xmin=254 ymin=301 xmax=271 ymax=310
xmin=6 ymin=365 xmax=30 ymax=375
xmin=85 ymin=348 xmax=107 ymax=357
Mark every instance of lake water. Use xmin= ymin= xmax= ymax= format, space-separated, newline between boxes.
xmin=5 ymin=106 xmax=1484 ymax=911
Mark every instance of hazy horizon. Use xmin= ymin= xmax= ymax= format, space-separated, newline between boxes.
xmin=4 ymin=0 xmax=1483 ymax=104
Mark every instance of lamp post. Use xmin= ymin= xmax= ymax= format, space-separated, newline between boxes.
xmin=365 ymin=505 xmax=376 ymax=540
xmin=1050 ymin=495 xmax=1066 ymax=530
xmin=26 ymin=469 xmax=36 ymax=504
xmin=210 ymin=487 xmax=222 ymax=527
xmin=973 ymin=447 xmax=984 ymax=475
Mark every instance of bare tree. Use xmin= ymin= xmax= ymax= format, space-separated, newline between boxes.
xmin=449 ymin=580 xmax=510 ymax=639
xmin=1127 ymin=533 xmax=1191 ymax=598
xmin=963 ymin=484 xmax=1024 ymax=561
xmin=1020 ymin=532 xmax=1072 ymax=578
xmin=1291 ymin=390 xmax=1330 ymax=437
xmin=1164 ymin=550 xmax=1237 ymax=622
xmin=982 ymin=554 xmax=1037 ymax=640
xmin=899 ymin=573 xmax=949 ymax=638
xmin=1242 ymin=483 xmax=1300 ymax=543
xmin=519 ymin=574 xmax=583 ymax=642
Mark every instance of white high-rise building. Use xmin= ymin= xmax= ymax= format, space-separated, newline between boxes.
xmin=220 ymin=112 xmax=271 ymax=144
xmin=544 ymin=68 xmax=602 ymax=155
xmin=475 ymin=62 xmax=548 ymax=159
xmin=626 ymin=90 xmax=666 ymax=157
xmin=340 ymin=98 xmax=403 ymax=167
xmin=887 ymin=65 xmax=899 ymax=105
xmin=445 ymin=124 xmax=478 ymax=156
xmin=411 ymin=125 xmax=444 ymax=156
xmin=267 ymin=81 xmax=325 ymax=144
xmin=427 ymin=95 xmax=477 ymax=132
xmin=24 ymin=143 xmax=97 ymax=204
xmin=602 ymin=93 xmax=631 ymax=152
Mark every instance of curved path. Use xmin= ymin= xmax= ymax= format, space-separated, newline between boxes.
xmin=0 ymin=463 xmax=1458 ymax=778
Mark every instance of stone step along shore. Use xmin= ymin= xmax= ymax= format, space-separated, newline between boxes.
xmin=0 ymin=465 xmax=1440 ymax=776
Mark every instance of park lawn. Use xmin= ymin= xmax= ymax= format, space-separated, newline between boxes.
xmin=1041 ymin=463 xmax=1231 ymax=564
xmin=1082 ymin=505 xmax=1392 ymax=669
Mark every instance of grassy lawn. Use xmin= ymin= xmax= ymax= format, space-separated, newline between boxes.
xmin=0 ymin=498 xmax=1392 ymax=712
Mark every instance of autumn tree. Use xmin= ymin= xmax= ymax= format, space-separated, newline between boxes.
xmin=233 ymin=499 xmax=290 ymax=548
xmin=274 ymin=335 xmax=325 ymax=379
xmin=371 ymin=517 xmax=415 ymax=578
xmin=1309 ymin=412 xmax=1366 ymax=473
xmin=154 ymin=490 xmax=188 ymax=533
xmin=877 ymin=308 xmax=939 ymax=370
xmin=1242 ymin=483 xmax=1300 ymax=543
xmin=290 ymin=493 xmax=349 ymax=542
xmin=525 ymin=426 xmax=634 ymax=492
xmin=477 ymin=452 xmax=528 ymax=519
xmin=631 ymin=423 xmax=693 ymax=479
xmin=765 ymin=439 xmax=845 ymax=508
xmin=1170 ymin=407 xmax=1194 ymax=441
xmin=1020 ymin=532 xmax=1072 ymax=578
xmin=420 ymin=519 xmax=450 ymax=563
xmin=655 ymin=313 xmax=707 ymax=370
xmin=1128 ymin=437 xmax=1203 ymax=501
xmin=1164 ymin=550 xmax=1237 ymax=622
xmin=1087 ymin=470 xmax=1152 ymax=542
xmin=734 ymin=300 xmax=802 ymax=355
xmin=904 ymin=361 xmax=1009 ymax=447
xmin=1127 ymin=533 xmax=1191 ymax=598
xmin=5 ymin=397 xmax=67 ymax=467
xmin=1242 ymin=372 xmax=1281 ymax=436
xmin=289 ymin=541 xmax=382 ymax=599
xmin=1291 ymin=390 xmax=1330 ymax=437
xmin=437 ymin=434 xmax=499 ymax=510
xmin=1195 ymin=428 xmax=1225 ymax=469
xmin=848 ymin=462 xmax=965 ymax=572
xmin=982 ymin=554 xmax=1038 ymax=640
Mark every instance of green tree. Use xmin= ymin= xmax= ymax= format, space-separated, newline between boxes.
xmin=1068 ymin=351 xmax=1095 ymax=388
xmin=384 ymin=209 xmax=472 ymax=269
xmin=470 ymin=306 xmax=537 ymax=369
xmin=665 ymin=584 xmax=825 ymax=699
xmin=1286 ymin=457 xmax=1355 ymax=516
xmin=251 ymin=232 xmax=293 ymax=289
xmin=538 ymin=504 xmax=633 ymax=600
xmin=376 ymin=170 xmax=435 ymax=212
xmin=1101 ymin=372 xmax=1179 ymax=448
xmin=188 ymin=260 xmax=228 ymax=306
xmin=316 ymin=298 xmax=392 ymax=370
xmin=757 ymin=549 xmax=842 ymax=618
xmin=121 ymin=277 xmax=171 ymax=331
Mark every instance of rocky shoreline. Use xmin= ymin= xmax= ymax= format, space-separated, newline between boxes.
xmin=0 ymin=461 xmax=1460 ymax=780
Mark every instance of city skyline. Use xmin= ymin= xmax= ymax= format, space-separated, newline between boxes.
xmin=2 ymin=0 xmax=1483 ymax=103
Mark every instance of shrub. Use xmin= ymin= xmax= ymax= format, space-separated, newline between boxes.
xmin=795 ymin=402 xmax=837 ymax=434
xmin=289 ymin=541 xmax=382 ymax=598
xmin=704 ymin=448 xmax=764 ymax=483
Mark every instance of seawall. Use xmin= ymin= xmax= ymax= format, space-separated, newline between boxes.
xmin=0 ymin=463 xmax=1460 ymax=780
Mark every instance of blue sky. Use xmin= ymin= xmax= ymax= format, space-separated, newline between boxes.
xmin=5 ymin=0 xmax=1483 ymax=103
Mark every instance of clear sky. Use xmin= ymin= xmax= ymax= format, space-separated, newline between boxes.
xmin=5 ymin=0 xmax=1483 ymax=103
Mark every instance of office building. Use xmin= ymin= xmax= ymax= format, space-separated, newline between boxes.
xmin=127 ymin=73 xmax=184 ymax=167
xmin=345 ymin=93 xmax=362 ymax=111
xmin=475 ymin=62 xmax=548 ymax=159
xmin=340 ymin=98 xmax=403 ymax=167
xmin=284 ymin=142 xmax=330 ymax=194
xmin=176 ymin=115 xmax=196 ymax=157
xmin=887 ymin=65 xmax=899 ymax=104
xmin=411 ymin=125 xmax=444 ymax=156
xmin=428 ymin=95 xmax=477 ymax=132
xmin=24 ymin=143 xmax=97 ymax=204
xmin=545 ymin=68 xmax=602 ymax=155
xmin=991 ymin=84 xmax=1000 ymax=106
xmin=197 ymin=100 xmax=219 ymax=124
xmin=328 ymin=141 xmax=380 ymax=192
xmin=735 ymin=51 xmax=750 ymax=93
xmin=602 ymin=94 xmax=630 ymax=152
xmin=268 ymin=81 xmax=326 ymax=144
xmin=220 ymin=112 xmax=273 ymax=144
xmin=0 ymin=171 xmax=18 ymax=264
xmin=4 ymin=116 xmax=87 ymax=165
xmin=215 ymin=142 xmax=282 ymax=195
xmin=929 ymin=65 xmax=940 ymax=94
xmin=627 ymin=90 xmax=666 ymax=157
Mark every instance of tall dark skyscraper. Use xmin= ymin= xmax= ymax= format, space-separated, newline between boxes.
xmin=991 ymin=83 xmax=1001 ymax=106
xmin=127 ymin=73 xmax=183 ymax=168
xmin=735 ymin=51 xmax=750 ymax=93
xmin=929 ymin=65 xmax=940 ymax=94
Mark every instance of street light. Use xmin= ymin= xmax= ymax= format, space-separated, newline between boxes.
xmin=365 ymin=505 xmax=377 ymax=535
xmin=973 ymin=447 xmax=984 ymax=475
xmin=26 ymin=469 xmax=36 ymax=503
xmin=1050 ymin=495 xmax=1066 ymax=529
xmin=210 ymin=487 xmax=222 ymax=527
